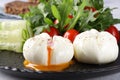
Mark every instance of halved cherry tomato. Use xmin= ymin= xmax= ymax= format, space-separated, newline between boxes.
xmin=44 ymin=27 xmax=59 ymax=37
xmin=63 ymin=29 xmax=79 ymax=42
xmin=84 ymin=6 xmax=96 ymax=12
xmin=106 ymin=25 xmax=120 ymax=42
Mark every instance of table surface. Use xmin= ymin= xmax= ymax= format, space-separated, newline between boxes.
xmin=0 ymin=0 xmax=120 ymax=80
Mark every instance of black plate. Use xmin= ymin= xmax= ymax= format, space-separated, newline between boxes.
xmin=0 ymin=43 xmax=120 ymax=80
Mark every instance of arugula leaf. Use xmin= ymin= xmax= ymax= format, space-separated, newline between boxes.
xmin=44 ymin=18 xmax=53 ymax=25
xmin=68 ymin=0 xmax=89 ymax=30
xmin=51 ymin=5 xmax=61 ymax=21
xmin=77 ymin=10 xmax=98 ymax=31
xmin=20 ymin=0 xmax=120 ymax=35
xmin=57 ymin=0 xmax=73 ymax=32
xmin=38 ymin=3 xmax=49 ymax=17
xmin=34 ymin=25 xmax=49 ymax=35
xmin=82 ymin=8 xmax=120 ymax=31
xmin=90 ymin=0 xmax=104 ymax=10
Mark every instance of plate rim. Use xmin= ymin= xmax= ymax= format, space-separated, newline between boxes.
xmin=1 ymin=63 xmax=120 ymax=80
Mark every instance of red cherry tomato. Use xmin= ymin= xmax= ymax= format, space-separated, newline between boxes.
xmin=106 ymin=25 xmax=120 ymax=42
xmin=84 ymin=6 xmax=96 ymax=12
xmin=63 ymin=29 xmax=79 ymax=42
xmin=44 ymin=27 xmax=59 ymax=37
xmin=68 ymin=14 xmax=73 ymax=19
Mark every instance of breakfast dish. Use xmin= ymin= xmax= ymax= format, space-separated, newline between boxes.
xmin=0 ymin=0 xmax=120 ymax=79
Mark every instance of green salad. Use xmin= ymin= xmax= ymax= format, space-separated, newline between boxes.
xmin=21 ymin=0 xmax=120 ymax=35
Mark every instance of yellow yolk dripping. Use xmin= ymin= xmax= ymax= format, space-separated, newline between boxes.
xmin=24 ymin=60 xmax=73 ymax=71
xmin=47 ymin=46 xmax=52 ymax=66
xmin=24 ymin=46 xmax=73 ymax=71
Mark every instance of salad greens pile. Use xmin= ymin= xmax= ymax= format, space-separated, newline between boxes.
xmin=21 ymin=0 xmax=120 ymax=35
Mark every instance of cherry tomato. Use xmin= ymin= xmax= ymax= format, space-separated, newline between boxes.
xmin=44 ymin=27 xmax=59 ymax=37
xmin=68 ymin=14 xmax=73 ymax=19
xmin=106 ymin=25 xmax=120 ymax=42
xmin=63 ymin=29 xmax=79 ymax=42
xmin=84 ymin=6 xmax=96 ymax=12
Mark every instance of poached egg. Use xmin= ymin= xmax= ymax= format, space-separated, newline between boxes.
xmin=73 ymin=29 xmax=119 ymax=64
xmin=23 ymin=33 xmax=74 ymax=71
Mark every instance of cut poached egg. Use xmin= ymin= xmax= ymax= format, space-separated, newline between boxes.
xmin=23 ymin=33 xmax=74 ymax=71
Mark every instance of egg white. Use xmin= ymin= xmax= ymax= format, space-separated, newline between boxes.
xmin=23 ymin=33 xmax=74 ymax=66
xmin=73 ymin=29 xmax=119 ymax=64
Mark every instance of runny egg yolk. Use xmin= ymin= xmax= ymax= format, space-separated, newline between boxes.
xmin=24 ymin=41 xmax=73 ymax=71
xmin=24 ymin=60 xmax=73 ymax=71
xmin=47 ymin=46 xmax=52 ymax=66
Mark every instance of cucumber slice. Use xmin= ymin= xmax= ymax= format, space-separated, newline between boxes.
xmin=0 ymin=20 xmax=27 ymax=30
xmin=0 ymin=20 xmax=33 ymax=53
xmin=0 ymin=29 xmax=23 ymax=42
